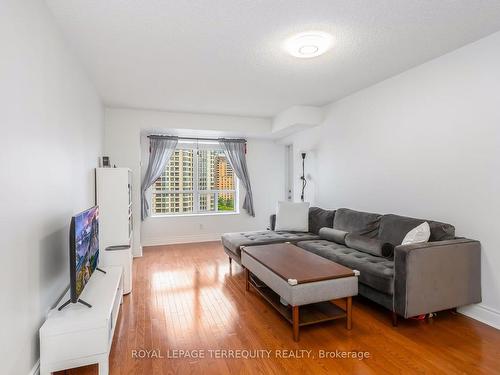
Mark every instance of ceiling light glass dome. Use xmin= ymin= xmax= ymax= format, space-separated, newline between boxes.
xmin=285 ymin=31 xmax=333 ymax=58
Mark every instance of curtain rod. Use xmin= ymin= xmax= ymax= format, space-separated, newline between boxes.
xmin=147 ymin=135 xmax=246 ymax=143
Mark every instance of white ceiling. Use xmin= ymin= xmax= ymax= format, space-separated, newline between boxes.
xmin=46 ymin=0 xmax=500 ymax=118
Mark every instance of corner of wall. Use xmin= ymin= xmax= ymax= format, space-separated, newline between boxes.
xmin=459 ymin=304 xmax=500 ymax=330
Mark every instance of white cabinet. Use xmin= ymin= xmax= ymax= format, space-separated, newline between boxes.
xmin=96 ymin=168 xmax=133 ymax=294
xmin=96 ymin=168 xmax=132 ymax=248
xmin=39 ymin=266 xmax=123 ymax=375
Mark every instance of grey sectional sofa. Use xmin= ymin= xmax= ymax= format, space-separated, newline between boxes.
xmin=221 ymin=207 xmax=481 ymax=324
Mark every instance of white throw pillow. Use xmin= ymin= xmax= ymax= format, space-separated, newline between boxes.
xmin=401 ymin=222 xmax=431 ymax=245
xmin=275 ymin=201 xmax=310 ymax=232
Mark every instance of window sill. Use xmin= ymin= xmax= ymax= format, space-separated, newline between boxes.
xmin=151 ymin=211 xmax=240 ymax=218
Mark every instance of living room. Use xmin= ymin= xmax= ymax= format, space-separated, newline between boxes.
xmin=2 ymin=1 xmax=500 ymax=374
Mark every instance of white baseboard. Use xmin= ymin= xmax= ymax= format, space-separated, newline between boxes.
xmin=143 ymin=233 xmax=222 ymax=246
xmin=459 ymin=304 xmax=500 ymax=330
xmin=29 ymin=359 xmax=40 ymax=375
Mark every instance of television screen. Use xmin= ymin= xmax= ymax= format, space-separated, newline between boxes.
xmin=70 ymin=206 xmax=99 ymax=302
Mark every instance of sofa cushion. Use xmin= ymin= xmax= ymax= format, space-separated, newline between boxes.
xmin=308 ymin=207 xmax=336 ymax=234
xmin=401 ymin=222 xmax=430 ymax=245
xmin=275 ymin=201 xmax=310 ymax=232
xmin=333 ymin=208 xmax=381 ymax=238
xmin=378 ymin=214 xmax=455 ymax=246
xmin=269 ymin=207 xmax=335 ymax=233
xmin=319 ymin=227 xmax=348 ymax=245
xmin=221 ymin=230 xmax=320 ymax=258
xmin=297 ymin=240 xmax=394 ymax=295
xmin=345 ymin=233 xmax=394 ymax=258
xmin=296 ymin=239 xmax=349 ymax=258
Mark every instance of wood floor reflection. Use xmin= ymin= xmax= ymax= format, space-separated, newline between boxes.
xmin=58 ymin=241 xmax=500 ymax=375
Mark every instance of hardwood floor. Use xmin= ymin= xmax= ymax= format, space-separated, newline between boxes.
xmin=59 ymin=241 xmax=500 ymax=375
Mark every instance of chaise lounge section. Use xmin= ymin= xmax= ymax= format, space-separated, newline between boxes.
xmin=222 ymin=207 xmax=334 ymax=265
xmin=221 ymin=207 xmax=481 ymax=324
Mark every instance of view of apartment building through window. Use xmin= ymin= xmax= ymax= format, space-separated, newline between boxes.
xmin=152 ymin=146 xmax=237 ymax=215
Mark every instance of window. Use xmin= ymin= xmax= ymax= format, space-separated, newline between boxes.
xmin=151 ymin=144 xmax=238 ymax=215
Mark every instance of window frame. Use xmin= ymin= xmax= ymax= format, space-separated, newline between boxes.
xmin=150 ymin=141 xmax=239 ymax=217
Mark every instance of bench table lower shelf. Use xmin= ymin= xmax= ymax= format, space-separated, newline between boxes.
xmin=246 ymin=270 xmax=352 ymax=341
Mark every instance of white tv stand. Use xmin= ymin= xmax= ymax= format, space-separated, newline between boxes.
xmin=39 ymin=266 xmax=123 ymax=375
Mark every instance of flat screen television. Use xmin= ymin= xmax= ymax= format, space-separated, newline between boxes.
xmin=69 ymin=205 xmax=100 ymax=305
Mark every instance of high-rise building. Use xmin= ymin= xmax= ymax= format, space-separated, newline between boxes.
xmin=215 ymin=155 xmax=234 ymax=191
xmin=198 ymin=150 xmax=216 ymax=211
xmin=215 ymin=155 xmax=235 ymax=210
xmin=151 ymin=148 xmax=236 ymax=214
xmin=152 ymin=149 xmax=194 ymax=213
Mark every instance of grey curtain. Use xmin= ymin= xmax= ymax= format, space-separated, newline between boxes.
xmin=141 ymin=136 xmax=178 ymax=220
xmin=219 ymin=139 xmax=255 ymax=217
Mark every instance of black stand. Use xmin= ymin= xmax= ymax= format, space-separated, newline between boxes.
xmin=57 ymin=268 xmax=106 ymax=311
xmin=58 ymin=298 xmax=92 ymax=311
xmin=300 ymin=152 xmax=307 ymax=201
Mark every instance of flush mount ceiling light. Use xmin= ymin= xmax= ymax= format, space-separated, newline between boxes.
xmin=285 ymin=31 xmax=333 ymax=58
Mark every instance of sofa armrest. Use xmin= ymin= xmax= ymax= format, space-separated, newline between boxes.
xmin=394 ymin=238 xmax=481 ymax=318
xmin=269 ymin=214 xmax=276 ymax=231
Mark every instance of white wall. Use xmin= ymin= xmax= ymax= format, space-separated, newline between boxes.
xmin=0 ymin=1 xmax=103 ymax=374
xmin=104 ymin=108 xmax=285 ymax=251
xmin=284 ymin=31 xmax=500 ymax=328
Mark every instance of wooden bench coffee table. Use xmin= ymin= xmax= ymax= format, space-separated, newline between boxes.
xmin=241 ymin=242 xmax=358 ymax=341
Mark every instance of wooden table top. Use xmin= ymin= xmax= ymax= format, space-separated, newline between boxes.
xmin=242 ymin=242 xmax=354 ymax=284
